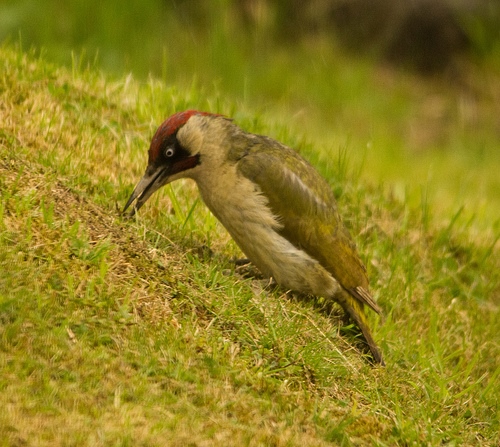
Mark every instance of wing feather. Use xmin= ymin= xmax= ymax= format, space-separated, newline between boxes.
xmin=232 ymin=135 xmax=380 ymax=314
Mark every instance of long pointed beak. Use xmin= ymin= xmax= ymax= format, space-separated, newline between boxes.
xmin=122 ymin=166 xmax=169 ymax=215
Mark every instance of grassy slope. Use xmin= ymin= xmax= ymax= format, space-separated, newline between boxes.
xmin=3 ymin=1 xmax=500 ymax=227
xmin=0 ymin=45 xmax=499 ymax=446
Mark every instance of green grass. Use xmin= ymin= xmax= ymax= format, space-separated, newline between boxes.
xmin=1 ymin=44 xmax=499 ymax=446
xmin=2 ymin=0 xmax=500 ymax=231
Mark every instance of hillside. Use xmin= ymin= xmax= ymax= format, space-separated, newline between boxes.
xmin=0 ymin=45 xmax=499 ymax=446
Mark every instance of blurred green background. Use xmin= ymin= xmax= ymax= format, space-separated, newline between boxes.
xmin=2 ymin=0 xmax=500 ymax=227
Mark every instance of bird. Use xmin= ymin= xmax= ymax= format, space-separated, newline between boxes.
xmin=123 ymin=110 xmax=384 ymax=365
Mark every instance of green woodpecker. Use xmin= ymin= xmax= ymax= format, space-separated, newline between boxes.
xmin=123 ymin=110 xmax=384 ymax=365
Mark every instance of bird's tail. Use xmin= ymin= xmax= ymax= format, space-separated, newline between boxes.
xmin=338 ymin=290 xmax=385 ymax=365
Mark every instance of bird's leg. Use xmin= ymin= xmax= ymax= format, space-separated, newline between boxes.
xmin=232 ymin=257 xmax=251 ymax=266
xmin=233 ymin=259 xmax=266 ymax=280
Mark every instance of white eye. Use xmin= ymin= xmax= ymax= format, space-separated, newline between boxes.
xmin=165 ymin=147 xmax=175 ymax=158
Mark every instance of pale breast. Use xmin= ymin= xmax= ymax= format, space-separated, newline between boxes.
xmin=194 ymin=167 xmax=340 ymax=298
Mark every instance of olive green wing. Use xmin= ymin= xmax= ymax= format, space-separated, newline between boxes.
xmin=233 ymin=135 xmax=381 ymax=314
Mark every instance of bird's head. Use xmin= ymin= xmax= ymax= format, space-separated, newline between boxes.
xmin=123 ymin=110 xmax=225 ymax=215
